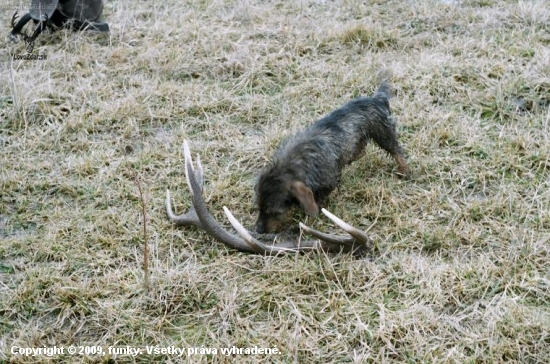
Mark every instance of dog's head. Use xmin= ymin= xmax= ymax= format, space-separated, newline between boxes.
xmin=254 ymin=168 xmax=319 ymax=233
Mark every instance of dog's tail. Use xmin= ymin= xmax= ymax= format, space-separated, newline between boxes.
xmin=374 ymin=69 xmax=394 ymax=100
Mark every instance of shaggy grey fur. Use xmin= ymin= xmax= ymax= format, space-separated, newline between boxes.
xmin=255 ymin=81 xmax=409 ymax=233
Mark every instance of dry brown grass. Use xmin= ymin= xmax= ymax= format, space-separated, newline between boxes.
xmin=1 ymin=0 xmax=550 ymax=362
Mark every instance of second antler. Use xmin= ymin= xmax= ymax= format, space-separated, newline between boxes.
xmin=166 ymin=140 xmax=371 ymax=255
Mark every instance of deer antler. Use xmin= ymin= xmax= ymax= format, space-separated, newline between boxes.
xmin=11 ymin=11 xmax=20 ymax=29
xmin=166 ymin=140 xmax=371 ymax=255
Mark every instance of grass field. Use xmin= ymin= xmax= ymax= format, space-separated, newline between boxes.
xmin=1 ymin=0 xmax=550 ymax=362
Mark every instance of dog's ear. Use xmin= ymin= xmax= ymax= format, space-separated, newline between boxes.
xmin=290 ymin=181 xmax=319 ymax=215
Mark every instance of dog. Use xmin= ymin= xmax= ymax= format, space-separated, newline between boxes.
xmin=254 ymin=80 xmax=409 ymax=233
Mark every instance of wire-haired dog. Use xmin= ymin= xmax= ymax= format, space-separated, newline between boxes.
xmin=254 ymin=81 xmax=409 ymax=233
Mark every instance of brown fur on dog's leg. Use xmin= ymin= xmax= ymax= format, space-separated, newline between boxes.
xmin=393 ymin=153 xmax=410 ymax=178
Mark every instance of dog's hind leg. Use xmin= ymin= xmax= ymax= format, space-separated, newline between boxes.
xmin=371 ymin=123 xmax=410 ymax=178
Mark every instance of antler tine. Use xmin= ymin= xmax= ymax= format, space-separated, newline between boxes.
xmin=298 ymin=222 xmax=357 ymax=246
xmin=182 ymin=140 xmax=204 ymax=194
xmin=321 ymin=208 xmax=370 ymax=244
xmin=165 ymin=141 xmax=204 ymax=227
xmin=223 ymin=205 xmax=372 ymax=254
xmin=195 ymin=154 xmax=204 ymax=193
xmin=183 ymin=140 xmax=195 ymax=196
xmin=165 ymin=189 xmax=202 ymax=228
